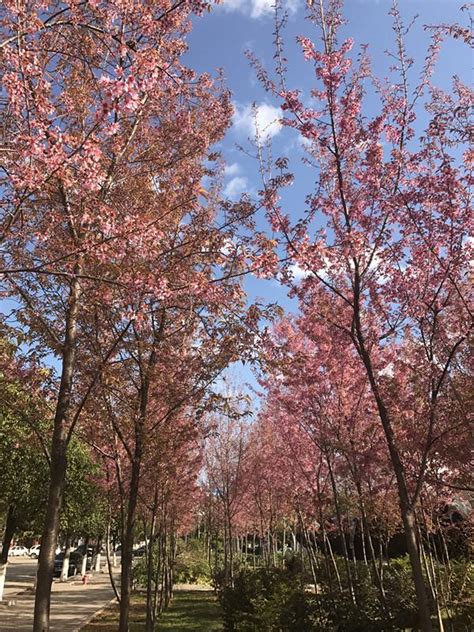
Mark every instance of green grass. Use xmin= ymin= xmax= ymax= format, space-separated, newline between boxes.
xmin=81 ymin=589 xmax=223 ymax=631
xmin=156 ymin=590 xmax=223 ymax=631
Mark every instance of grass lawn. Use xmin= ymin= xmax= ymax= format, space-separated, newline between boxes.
xmin=81 ymin=588 xmax=223 ymax=631
xmin=155 ymin=590 xmax=223 ymax=631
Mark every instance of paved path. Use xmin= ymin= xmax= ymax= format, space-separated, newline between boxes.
xmin=0 ymin=570 xmax=117 ymax=632
xmin=2 ymin=558 xmax=38 ymax=602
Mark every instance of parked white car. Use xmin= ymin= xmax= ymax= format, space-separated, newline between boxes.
xmin=9 ymin=545 xmax=29 ymax=556
xmin=29 ymin=544 xmax=41 ymax=558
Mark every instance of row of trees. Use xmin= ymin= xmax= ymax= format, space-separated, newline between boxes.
xmin=200 ymin=2 xmax=471 ymax=631
xmin=1 ymin=0 xmax=471 ymax=631
xmin=0 ymin=0 xmax=270 ymax=630
xmin=201 ymin=370 xmax=471 ymax=629
xmin=250 ymin=2 xmax=471 ymax=630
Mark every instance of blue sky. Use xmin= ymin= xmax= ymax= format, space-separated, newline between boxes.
xmin=186 ymin=0 xmax=471 ymax=392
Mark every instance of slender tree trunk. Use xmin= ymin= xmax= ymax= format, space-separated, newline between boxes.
xmin=326 ymin=534 xmax=342 ymax=592
xmin=418 ymin=521 xmax=445 ymax=632
xmin=310 ymin=530 xmax=320 ymax=569
xmin=252 ymin=532 xmax=256 ymax=569
xmin=145 ymin=494 xmax=158 ymax=632
xmin=291 ymin=527 xmax=297 ymax=554
xmin=326 ymin=454 xmax=356 ymax=604
xmin=437 ymin=520 xmax=454 ymax=618
xmin=354 ymin=324 xmax=433 ymax=631
xmin=118 ymin=327 xmax=158 ymax=632
xmin=152 ymin=524 xmax=162 ymax=625
xmin=355 ymin=481 xmax=389 ymax=615
xmin=401 ymin=506 xmax=433 ymax=630
xmin=33 ymin=270 xmax=81 ymax=632
xmin=0 ymin=505 xmax=16 ymax=602
xmin=81 ymin=536 xmax=90 ymax=577
xmin=159 ymin=528 xmax=168 ymax=613
xmin=34 ymin=445 xmax=68 ymax=631
xmin=118 ymin=453 xmax=142 ymax=632
xmin=60 ymin=534 xmax=72 ymax=582
xmin=227 ymin=508 xmax=234 ymax=586
xmin=105 ymin=527 xmax=120 ymax=602
xmin=223 ymin=517 xmax=229 ymax=585
xmin=317 ymin=504 xmax=335 ymax=594
xmin=94 ymin=536 xmax=103 ymax=573
xmin=298 ymin=509 xmax=318 ymax=592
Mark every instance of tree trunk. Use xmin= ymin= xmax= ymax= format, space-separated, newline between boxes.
xmin=118 ymin=454 xmax=142 ymax=632
xmin=227 ymin=506 xmax=234 ymax=586
xmin=81 ymin=536 xmax=90 ymax=578
xmin=145 ymin=496 xmax=158 ymax=632
xmin=60 ymin=534 xmax=72 ymax=582
xmin=326 ymin=533 xmax=342 ymax=592
xmin=94 ymin=536 xmax=102 ymax=573
xmin=326 ymin=454 xmax=356 ymax=604
xmin=105 ymin=527 xmax=120 ymax=603
xmin=401 ymin=506 xmax=433 ymax=631
xmin=0 ymin=561 xmax=7 ymax=604
xmin=0 ymin=505 xmax=16 ymax=602
xmin=355 ymin=481 xmax=389 ymax=616
xmin=298 ymin=509 xmax=318 ymax=592
xmin=354 ymin=322 xmax=433 ymax=631
xmin=118 ymin=330 xmax=156 ymax=632
xmin=418 ymin=522 xmax=445 ymax=632
xmin=33 ymin=270 xmax=81 ymax=632
xmin=34 ymin=440 xmax=68 ymax=632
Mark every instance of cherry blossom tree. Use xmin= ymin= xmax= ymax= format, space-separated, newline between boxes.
xmin=204 ymin=391 xmax=252 ymax=586
xmin=0 ymin=1 xmax=243 ymax=628
xmin=252 ymin=2 xmax=472 ymax=628
xmin=82 ymin=277 xmax=261 ymax=630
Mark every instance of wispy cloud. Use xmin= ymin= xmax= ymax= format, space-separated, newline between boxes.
xmin=233 ymin=102 xmax=282 ymax=142
xmin=219 ymin=0 xmax=300 ymax=19
xmin=224 ymin=162 xmax=241 ymax=177
xmin=224 ymin=176 xmax=249 ymax=198
xmin=288 ymin=263 xmax=312 ymax=280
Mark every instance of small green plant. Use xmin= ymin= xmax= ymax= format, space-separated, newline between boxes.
xmin=174 ymin=538 xmax=212 ymax=585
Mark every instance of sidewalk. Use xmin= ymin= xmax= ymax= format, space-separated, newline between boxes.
xmin=0 ymin=571 xmax=117 ymax=632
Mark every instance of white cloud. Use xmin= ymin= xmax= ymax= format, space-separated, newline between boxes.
xmin=221 ymin=237 xmax=237 ymax=256
xmin=224 ymin=162 xmax=241 ymax=177
xmin=221 ymin=0 xmax=247 ymax=11
xmin=224 ymin=176 xmax=248 ymax=198
xmin=288 ymin=263 xmax=312 ymax=280
xmin=219 ymin=0 xmax=300 ymax=19
xmin=287 ymin=258 xmax=332 ymax=283
xmin=250 ymin=0 xmax=273 ymax=18
xmin=233 ymin=102 xmax=282 ymax=142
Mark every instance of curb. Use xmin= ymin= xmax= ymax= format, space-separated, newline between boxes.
xmin=75 ymin=595 xmax=118 ymax=631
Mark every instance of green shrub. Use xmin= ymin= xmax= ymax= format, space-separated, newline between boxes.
xmin=218 ymin=556 xmax=474 ymax=631
xmin=219 ymin=567 xmax=301 ymax=631
xmin=174 ymin=538 xmax=212 ymax=585
xmin=131 ymin=552 xmax=149 ymax=589
xmin=447 ymin=559 xmax=474 ymax=631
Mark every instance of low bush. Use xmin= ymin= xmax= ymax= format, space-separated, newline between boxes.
xmin=219 ymin=567 xmax=312 ymax=631
xmin=218 ymin=556 xmax=474 ymax=631
xmin=174 ymin=538 xmax=212 ymax=585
